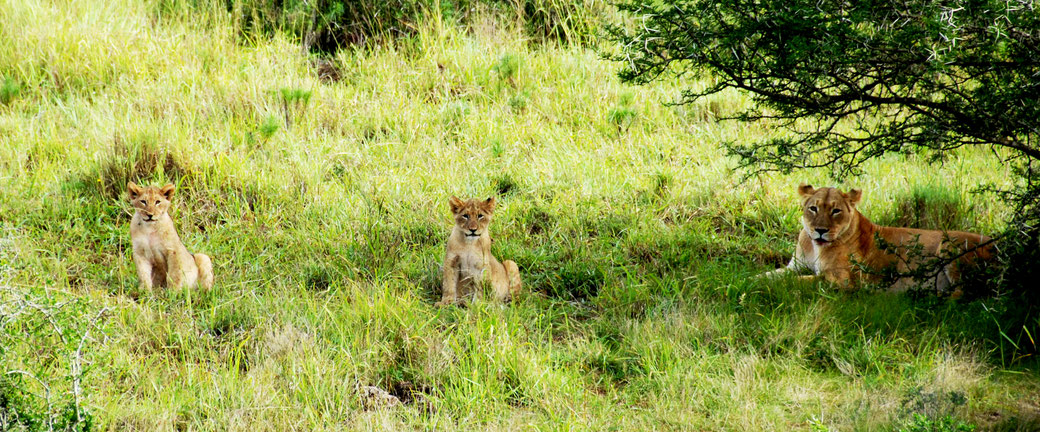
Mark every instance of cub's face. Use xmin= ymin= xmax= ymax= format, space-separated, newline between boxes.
xmin=798 ymin=184 xmax=861 ymax=246
xmin=449 ymin=196 xmax=495 ymax=241
xmin=128 ymin=182 xmax=175 ymax=223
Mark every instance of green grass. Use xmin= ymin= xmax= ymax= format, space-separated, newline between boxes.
xmin=1 ymin=0 xmax=1039 ymax=430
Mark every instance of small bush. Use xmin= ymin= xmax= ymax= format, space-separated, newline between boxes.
xmin=1 ymin=76 xmax=22 ymax=105
xmin=258 ymin=115 xmax=280 ymax=141
xmin=507 ymin=91 xmax=530 ymax=111
xmin=491 ymin=53 xmax=520 ymax=85
xmin=0 ymin=292 xmax=99 ymax=432
xmin=278 ymin=87 xmax=312 ymax=128
xmin=490 ymin=139 xmax=506 ymax=158
xmin=898 ymin=414 xmax=975 ymax=432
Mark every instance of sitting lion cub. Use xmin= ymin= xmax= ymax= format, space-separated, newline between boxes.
xmin=437 ymin=196 xmax=522 ymax=306
xmin=760 ymin=184 xmax=993 ymax=294
xmin=128 ymin=182 xmax=214 ymax=291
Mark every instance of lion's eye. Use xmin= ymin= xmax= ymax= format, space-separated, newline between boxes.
xmin=478 ymin=214 xmax=484 ymax=219
xmin=808 ymin=206 xmax=818 ymax=213
xmin=462 ymin=215 xmax=469 ymax=220
xmin=140 ymin=200 xmax=145 ymax=204
xmin=831 ymin=209 xmax=841 ymax=215
xmin=155 ymin=200 xmax=161 ymax=205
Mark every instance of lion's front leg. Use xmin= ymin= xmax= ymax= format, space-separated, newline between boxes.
xmin=820 ymin=268 xmax=856 ymax=291
xmin=151 ymin=263 xmax=167 ymax=289
xmin=437 ymin=255 xmax=460 ymax=306
xmin=166 ymin=251 xmax=188 ymax=289
xmin=488 ymin=265 xmax=510 ymax=302
xmin=134 ymin=255 xmax=155 ymax=292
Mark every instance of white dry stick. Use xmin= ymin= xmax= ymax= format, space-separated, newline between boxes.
xmin=21 ymin=300 xmax=71 ymax=344
xmin=71 ymin=307 xmax=111 ymax=425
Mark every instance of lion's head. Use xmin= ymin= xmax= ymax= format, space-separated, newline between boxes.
xmin=798 ymin=184 xmax=862 ymax=246
xmin=449 ymin=196 xmax=495 ymax=241
xmin=128 ymin=182 xmax=175 ymax=223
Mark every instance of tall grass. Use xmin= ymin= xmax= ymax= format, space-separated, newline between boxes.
xmin=151 ymin=0 xmax=605 ymax=53
xmin=1 ymin=0 xmax=1038 ymax=430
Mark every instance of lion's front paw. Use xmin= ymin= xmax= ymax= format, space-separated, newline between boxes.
xmin=434 ymin=298 xmax=455 ymax=307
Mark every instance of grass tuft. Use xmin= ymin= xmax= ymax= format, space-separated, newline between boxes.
xmin=77 ymin=135 xmax=187 ymax=201
xmin=546 ymin=262 xmax=605 ymax=300
xmin=491 ymin=172 xmax=521 ymax=196
xmin=1 ymin=75 xmax=22 ymax=105
xmin=880 ymin=184 xmax=970 ymax=231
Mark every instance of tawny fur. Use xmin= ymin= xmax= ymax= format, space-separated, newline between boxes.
xmin=759 ymin=184 xmax=993 ymax=295
xmin=128 ymin=182 xmax=214 ymax=291
xmin=437 ymin=196 xmax=522 ymax=306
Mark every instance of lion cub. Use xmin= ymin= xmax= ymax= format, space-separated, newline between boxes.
xmin=437 ymin=196 xmax=522 ymax=306
xmin=760 ymin=184 xmax=993 ymax=294
xmin=128 ymin=182 xmax=214 ymax=291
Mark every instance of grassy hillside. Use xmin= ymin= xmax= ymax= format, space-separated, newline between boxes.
xmin=1 ymin=0 xmax=1037 ymax=430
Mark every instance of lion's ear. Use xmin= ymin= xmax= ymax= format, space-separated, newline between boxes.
xmin=449 ymin=196 xmax=464 ymax=214
xmin=128 ymin=182 xmax=142 ymax=200
xmin=483 ymin=197 xmax=496 ymax=212
xmin=797 ymin=183 xmax=815 ymax=198
xmin=160 ymin=183 xmax=176 ymax=201
xmin=846 ymin=188 xmax=862 ymax=206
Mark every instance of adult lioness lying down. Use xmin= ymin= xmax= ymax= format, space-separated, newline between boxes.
xmin=760 ymin=184 xmax=993 ymax=294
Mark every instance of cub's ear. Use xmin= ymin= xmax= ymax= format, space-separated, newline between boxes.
xmin=160 ymin=183 xmax=176 ymax=200
xmin=846 ymin=188 xmax=862 ymax=206
xmin=483 ymin=197 xmax=496 ymax=212
xmin=449 ymin=196 xmax=465 ymax=214
xmin=128 ymin=182 xmax=142 ymax=200
xmin=797 ymin=183 xmax=815 ymax=198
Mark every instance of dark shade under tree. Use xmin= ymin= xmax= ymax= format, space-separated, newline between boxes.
xmin=607 ymin=0 xmax=1040 ymax=361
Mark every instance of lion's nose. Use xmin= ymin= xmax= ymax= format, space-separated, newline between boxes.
xmin=468 ymin=228 xmax=477 ymax=234
xmin=814 ymin=228 xmax=829 ymax=235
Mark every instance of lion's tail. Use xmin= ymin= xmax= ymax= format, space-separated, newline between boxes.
xmin=193 ymin=253 xmax=214 ymax=289
xmin=503 ymin=260 xmax=522 ymax=298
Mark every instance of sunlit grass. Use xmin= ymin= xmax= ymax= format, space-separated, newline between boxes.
xmin=0 ymin=0 xmax=1037 ymax=430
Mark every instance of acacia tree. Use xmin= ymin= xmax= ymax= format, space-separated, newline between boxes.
xmin=608 ymin=0 xmax=1040 ymax=355
xmin=608 ymin=0 xmax=1039 ymax=206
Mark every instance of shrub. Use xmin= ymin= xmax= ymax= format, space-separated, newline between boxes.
xmin=0 ymin=76 xmax=22 ymax=105
xmin=898 ymin=414 xmax=975 ymax=432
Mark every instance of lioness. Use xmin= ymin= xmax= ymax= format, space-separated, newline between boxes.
xmin=760 ymin=184 xmax=993 ymax=294
xmin=128 ymin=182 xmax=214 ymax=291
xmin=437 ymin=196 xmax=522 ymax=306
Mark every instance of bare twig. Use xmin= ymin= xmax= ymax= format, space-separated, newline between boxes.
xmin=71 ymin=307 xmax=111 ymax=425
